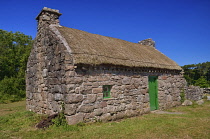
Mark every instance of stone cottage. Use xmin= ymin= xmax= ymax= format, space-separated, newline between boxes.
xmin=26 ymin=7 xmax=186 ymax=125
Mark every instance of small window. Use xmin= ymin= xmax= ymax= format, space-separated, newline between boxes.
xmin=103 ymin=85 xmax=112 ymax=99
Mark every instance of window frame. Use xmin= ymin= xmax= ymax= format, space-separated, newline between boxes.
xmin=103 ymin=85 xmax=112 ymax=99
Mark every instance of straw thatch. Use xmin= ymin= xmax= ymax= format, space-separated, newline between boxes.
xmin=57 ymin=26 xmax=182 ymax=70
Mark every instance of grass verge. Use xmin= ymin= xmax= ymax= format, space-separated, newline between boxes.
xmin=0 ymin=100 xmax=210 ymax=139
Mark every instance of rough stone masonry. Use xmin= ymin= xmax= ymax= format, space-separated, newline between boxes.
xmin=26 ymin=7 xmax=187 ymax=125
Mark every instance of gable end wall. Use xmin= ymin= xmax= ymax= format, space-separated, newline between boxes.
xmin=26 ymin=25 xmax=74 ymax=114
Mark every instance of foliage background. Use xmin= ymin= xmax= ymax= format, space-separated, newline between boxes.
xmin=182 ymin=62 xmax=210 ymax=88
xmin=0 ymin=29 xmax=32 ymax=103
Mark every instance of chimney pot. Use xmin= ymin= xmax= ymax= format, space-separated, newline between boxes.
xmin=138 ymin=38 xmax=155 ymax=47
xmin=36 ymin=7 xmax=62 ymax=31
xmin=36 ymin=7 xmax=62 ymax=20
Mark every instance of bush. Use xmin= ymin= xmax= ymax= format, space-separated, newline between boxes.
xmin=0 ymin=76 xmax=25 ymax=103
xmin=51 ymin=102 xmax=67 ymax=127
xmin=180 ymin=89 xmax=185 ymax=103
xmin=195 ymin=76 xmax=209 ymax=88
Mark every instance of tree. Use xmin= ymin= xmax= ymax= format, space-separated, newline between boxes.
xmin=182 ymin=62 xmax=210 ymax=88
xmin=0 ymin=29 xmax=32 ymax=103
xmin=195 ymin=76 xmax=209 ymax=88
xmin=206 ymin=67 xmax=210 ymax=81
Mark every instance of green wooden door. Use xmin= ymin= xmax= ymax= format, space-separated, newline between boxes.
xmin=149 ymin=76 xmax=158 ymax=111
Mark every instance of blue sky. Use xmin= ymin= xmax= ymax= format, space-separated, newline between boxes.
xmin=1 ymin=0 xmax=210 ymax=66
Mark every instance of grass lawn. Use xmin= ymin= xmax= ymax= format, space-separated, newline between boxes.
xmin=0 ymin=100 xmax=210 ymax=139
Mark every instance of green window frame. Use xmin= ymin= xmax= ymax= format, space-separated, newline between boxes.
xmin=103 ymin=85 xmax=112 ymax=99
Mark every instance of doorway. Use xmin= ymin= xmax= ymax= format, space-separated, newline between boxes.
xmin=148 ymin=76 xmax=158 ymax=111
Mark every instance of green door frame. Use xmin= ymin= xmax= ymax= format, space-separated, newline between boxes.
xmin=148 ymin=76 xmax=158 ymax=111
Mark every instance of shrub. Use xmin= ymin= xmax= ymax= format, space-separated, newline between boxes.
xmin=0 ymin=76 xmax=25 ymax=103
xmin=180 ymin=89 xmax=185 ymax=103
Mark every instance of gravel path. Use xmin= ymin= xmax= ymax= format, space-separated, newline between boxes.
xmin=151 ymin=110 xmax=184 ymax=115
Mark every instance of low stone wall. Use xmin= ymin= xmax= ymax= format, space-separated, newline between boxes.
xmin=203 ymin=88 xmax=210 ymax=94
xmin=158 ymin=75 xmax=186 ymax=109
xmin=185 ymin=86 xmax=203 ymax=101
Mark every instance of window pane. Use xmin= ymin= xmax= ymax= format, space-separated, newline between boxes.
xmin=103 ymin=85 xmax=112 ymax=98
xmin=105 ymin=92 xmax=108 ymax=97
xmin=104 ymin=87 xmax=108 ymax=92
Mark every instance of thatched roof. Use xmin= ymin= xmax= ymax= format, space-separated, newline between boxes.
xmin=56 ymin=26 xmax=182 ymax=70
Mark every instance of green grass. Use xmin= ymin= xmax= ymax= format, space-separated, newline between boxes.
xmin=0 ymin=101 xmax=210 ymax=139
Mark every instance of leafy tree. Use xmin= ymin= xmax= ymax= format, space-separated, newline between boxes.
xmin=0 ymin=77 xmax=25 ymax=102
xmin=182 ymin=62 xmax=210 ymax=88
xmin=206 ymin=67 xmax=210 ymax=81
xmin=195 ymin=76 xmax=209 ymax=88
xmin=0 ymin=29 xmax=32 ymax=103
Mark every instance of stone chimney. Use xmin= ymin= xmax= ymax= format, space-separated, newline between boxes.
xmin=36 ymin=7 xmax=62 ymax=31
xmin=138 ymin=38 xmax=155 ymax=47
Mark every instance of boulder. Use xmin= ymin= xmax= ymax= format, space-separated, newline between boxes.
xmin=196 ymin=99 xmax=204 ymax=105
xmin=182 ymin=100 xmax=193 ymax=106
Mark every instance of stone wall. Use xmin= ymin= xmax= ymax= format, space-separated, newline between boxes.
xmin=63 ymin=65 xmax=186 ymax=124
xmin=158 ymin=74 xmax=186 ymax=109
xmin=203 ymin=88 xmax=210 ymax=94
xmin=185 ymin=86 xmax=203 ymax=101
